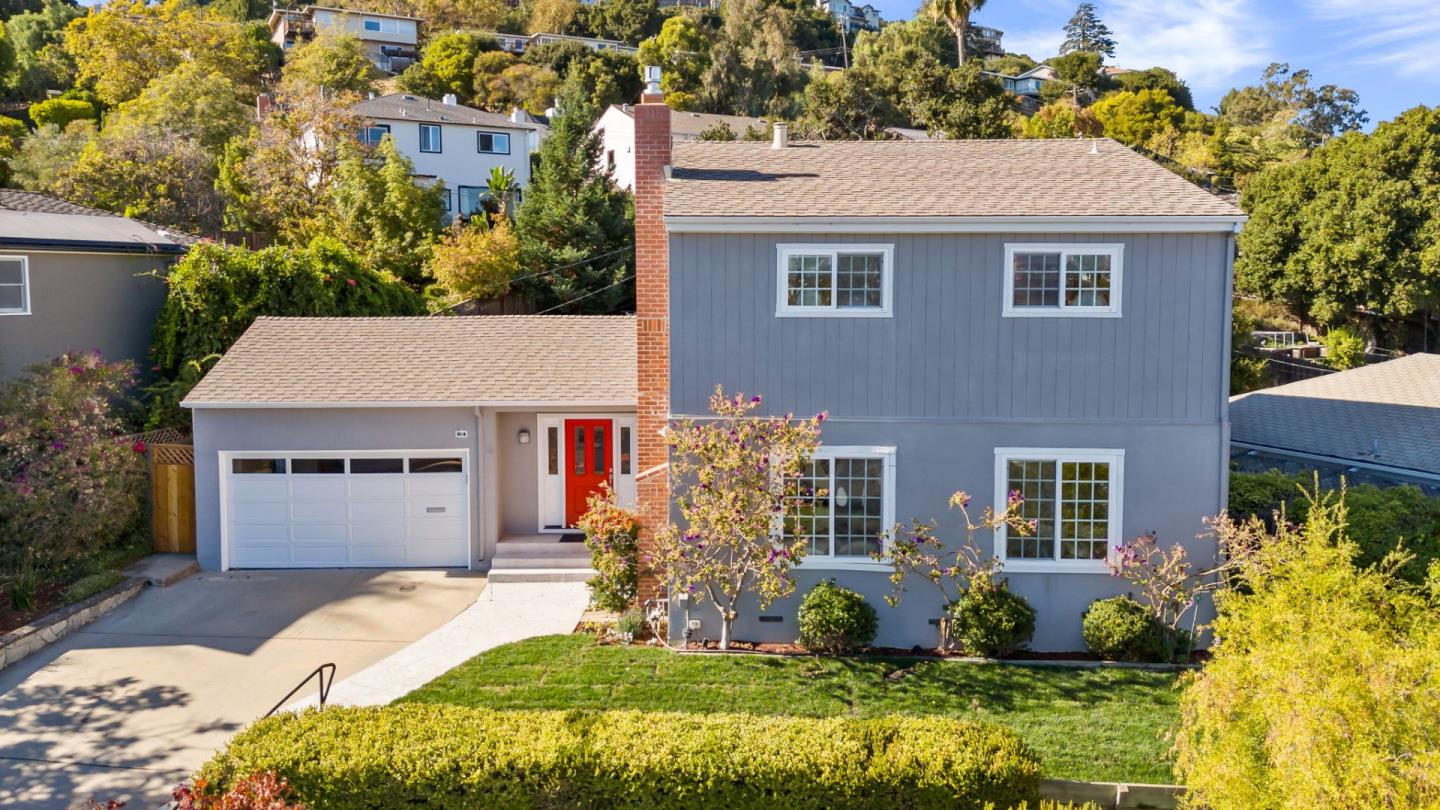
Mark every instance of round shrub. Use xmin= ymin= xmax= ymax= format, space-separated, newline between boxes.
xmin=200 ymin=706 xmax=1042 ymax=809
xmin=797 ymin=580 xmax=878 ymax=654
xmin=1082 ymin=596 xmax=1169 ymax=662
xmin=948 ymin=581 xmax=1036 ymax=657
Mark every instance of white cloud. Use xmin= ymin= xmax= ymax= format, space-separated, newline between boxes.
xmin=1104 ymin=0 xmax=1272 ymax=91
xmin=1304 ymin=0 xmax=1440 ymax=75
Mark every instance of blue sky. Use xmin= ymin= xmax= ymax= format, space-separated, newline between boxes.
xmin=868 ymin=0 xmax=1440 ymax=125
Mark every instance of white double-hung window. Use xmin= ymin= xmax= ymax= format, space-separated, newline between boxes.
xmin=785 ymin=446 xmax=895 ymax=569
xmin=0 ymin=256 xmax=28 ymax=315
xmin=1003 ymin=243 xmax=1123 ymax=317
xmin=777 ymin=244 xmax=893 ymax=317
xmin=994 ymin=448 xmax=1123 ymax=573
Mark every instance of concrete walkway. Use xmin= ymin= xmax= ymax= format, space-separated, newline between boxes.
xmin=291 ymin=581 xmax=589 ymax=709
xmin=0 ymin=569 xmax=488 ymax=809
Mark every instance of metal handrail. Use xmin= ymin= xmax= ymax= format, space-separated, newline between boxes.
xmin=265 ymin=663 xmax=337 ymax=718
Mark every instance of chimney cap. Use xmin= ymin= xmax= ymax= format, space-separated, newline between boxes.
xmin=642 ymin=65 xmax=662 ymax=98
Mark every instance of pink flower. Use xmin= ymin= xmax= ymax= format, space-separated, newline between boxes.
xmin=345 ymin=278 xmax=357 ymax=287
xmin=132 ymin=440 xmax=147 ymax=454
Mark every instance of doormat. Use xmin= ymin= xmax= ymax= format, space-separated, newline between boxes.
xmin=560 ymin=533 xmax=585 ymax=543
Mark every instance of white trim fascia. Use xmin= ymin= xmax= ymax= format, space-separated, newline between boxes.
xmin=184 ymin=399 xmax=637 ymax=410
xmin=665 ymin=215 xmax=1247 ymax=234
xmin=1002 ymin=242 xmax=1124 ymax=319
xmin=992 ymin=446 xmax=1125 ymax=575
xmin=1231 ymin=441 xmax=1440 ymax=485
xmin=0 ymin=255 xmax=29 ymax=316
xmin=775 ymin=243 xmax=894 ymax=318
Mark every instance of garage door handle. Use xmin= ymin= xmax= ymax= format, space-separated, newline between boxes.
xmin=426 ymin=506 xmax=446 ymax=513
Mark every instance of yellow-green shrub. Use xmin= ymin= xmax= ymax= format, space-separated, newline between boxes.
xmin=1176 ymin=499 xmax=1440 ymax=808
xmin=200 ymin=706 xmax=1042 ymax=809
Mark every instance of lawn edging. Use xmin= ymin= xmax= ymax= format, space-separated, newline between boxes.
xmin=1040 ymin=778 xmax=1184 ymax=810
xmin=673 ymin=646 xmax=1200 ymax=672
xmin=0 ymin=576 xmax=145 ymax=672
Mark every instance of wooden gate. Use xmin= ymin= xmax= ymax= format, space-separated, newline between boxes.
xmin=151 ymin=443 xmax=196 ymax=553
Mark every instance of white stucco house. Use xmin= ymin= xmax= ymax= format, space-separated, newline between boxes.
xmin=351 ymin=94 xmax=546 ymax=217
xmin=593 ymin=105 xmax=768 ymax=191
xmin=268 ymin=6 xmax=422 ymax=74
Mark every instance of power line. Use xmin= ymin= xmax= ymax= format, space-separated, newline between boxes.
xmin=536 ymin=273 xmax=636 ymax=315
xmin=441 ymin=244 xmax=633 ymax=314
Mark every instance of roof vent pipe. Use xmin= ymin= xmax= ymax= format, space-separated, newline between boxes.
xmin=772 ymin=121 xmax=788 ymax=149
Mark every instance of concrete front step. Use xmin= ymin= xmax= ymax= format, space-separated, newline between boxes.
xmin=487 ymin=568 xmax=597 ymax=584
xmin=494 ymin=541 xmax=591 ymax=557
xmin=490 ymin=555 xmax=594 ymax=570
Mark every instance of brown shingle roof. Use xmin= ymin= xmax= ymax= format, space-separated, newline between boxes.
xmin=183 ymin=316 xmax=636 ymax=406
xmin=665 ymin=138 xmax=1246 ymax=219
xmin=351 ymin=94 xmax=536 ymax=129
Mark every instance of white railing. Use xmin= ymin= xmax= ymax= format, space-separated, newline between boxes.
xmin=1252 ymin=330 xmax=1305 ymax=349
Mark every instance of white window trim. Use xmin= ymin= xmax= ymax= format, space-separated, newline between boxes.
xmin=776 ymin=243 xmax=894 ymax=318
xmin=419 ymin=123 xmax=442 ymax=153
xmin=1002 ymin=243 xmax=1124 ymax=319
xmin=0 ymin=255 xmax=29 ymax=316
xmin=795 ymin=445 xmax=896 ymax=571
xmin=992 ymin=447 xmax=1124 ymax=574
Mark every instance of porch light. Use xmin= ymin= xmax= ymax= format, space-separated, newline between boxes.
xmin=518 ymin=428 xmax=531 ymax=444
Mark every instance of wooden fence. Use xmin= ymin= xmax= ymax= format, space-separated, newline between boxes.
xmin=150 ymin=443 xmax=196 ymax=554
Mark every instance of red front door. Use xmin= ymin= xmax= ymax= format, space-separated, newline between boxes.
xmin=565 ymin=418 xmax=612 ymax=526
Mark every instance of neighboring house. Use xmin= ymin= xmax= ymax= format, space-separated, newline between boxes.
xmin=594 ymin=105 xmax=768 ymax=191
xmin=1231 ymin=354 xmax=1440 ymax=493
xmin=182 ymin=82 xmax=1246 ymax=654
xmin=969 ymin=25 xmax=1005 ymax=58
xmin=0 ymin=190 xmax=188 ymax=380
xmin=629 ymin=89 xmax=1246 ymax=651
xmin=268 ymin=6 xmax=421 ymax=74
xmin=485 ymin=31 xmax=639 ymax=56
xmin=350 ymin=93 xmax=543 ymax=217
xmin=816 ymin=0 xmax=882 ymax=33
xmin=183 ymin=316 xmax=637 ymax=571
xmin=884 ymin=126 xmax=933 ymax=141
xmin=989 ymin=64 xmax=1055 ymax=100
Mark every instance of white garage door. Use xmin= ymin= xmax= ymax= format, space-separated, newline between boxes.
xmin=224 ymin=452 xmax=470 ymax=569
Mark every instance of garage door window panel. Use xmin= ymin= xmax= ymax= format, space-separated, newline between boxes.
xmin=233 ymin=458 xmax=286 ymax=474
xmin=291 ymin=458 xmax=345 ymax=474
xmin=351 ymin=458 xmax=404 ymax=474
xmin=409 ymin=457 xmax=463 ymax=473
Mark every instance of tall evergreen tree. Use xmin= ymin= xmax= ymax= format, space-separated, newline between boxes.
xmin=1060 ymin=3 xmax=1115 ymax=59
xmin=513 ymin=70 xmax=633 ymax=313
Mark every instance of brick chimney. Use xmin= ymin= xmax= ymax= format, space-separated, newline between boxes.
xmin=634 ymin=66 xmax=670 ymax=605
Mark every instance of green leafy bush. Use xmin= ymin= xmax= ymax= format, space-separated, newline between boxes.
xmin=62 ymin=570 xmax=125 ymax=604
xmin=200 ymin=706 xmax=1042 ymax=809
xmin=616 ymin=607 xmax=645 ymax=639
xmin=1177 ymin=498 xmax=1440 ymax=808
xmin=575 ymin=483 xmax=639 ymax=612
xmin=29 ymin=98 xmax=97 ymax=130
xmin=0 ymin=352 xmax=147 ymax=575
xmin=1321 ymin=325 xmax=1366 ymax=370
xmin=796 ymin=580 xmax=878 ymax=654
xmin=149 ymin=238 xmax=423 ymax=426
xmin=1082 ymin=596 xmax=1171 ymax=662
xmin=948 ymin=581 xmax=1036 ymax=658
xmin=1229 ymin=471 xmax=1440 ymax=584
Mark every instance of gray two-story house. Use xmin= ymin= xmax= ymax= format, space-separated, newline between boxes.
xmin=180 ymin=92 xmax=1242 ymax=652
xmin=632 ymin=108 xmax=1246 ymax=650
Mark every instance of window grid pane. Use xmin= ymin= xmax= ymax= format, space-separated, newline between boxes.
xmin=785 ymin=254 xmax=833 ymax=308
xmin=835 ymin=252 xmax=883 ymax=309
xmin=1006 ymin=460 xmax=1056 ymax=558
xmin=831 ymin=458 xmax=883 ymax=557
xmin=547 ymin=427 xmax=558 ymax=475
xmin=1012 ymin=252 xmax=1060 ymax=307
xmin=1064 ymin=253 xmax=1112 ymax=308
xmin=1059 ymin=462 xmax=1110 ymax=559
xmin=787 ymin=459 xmax=831 ymax=555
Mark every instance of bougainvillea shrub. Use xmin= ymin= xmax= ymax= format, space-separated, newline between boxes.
xmin=0 ymin=351 xmax=147 ymax=574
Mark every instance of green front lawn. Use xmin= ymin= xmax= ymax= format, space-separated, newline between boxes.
xmin=400 ymin=634 xmax=1183 ymax=784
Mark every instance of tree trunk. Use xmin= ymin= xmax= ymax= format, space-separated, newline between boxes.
xmin=719 ymin=615 xmax=732 ymax=650
xmin=956 ymin=17 xmax=968 ymax=66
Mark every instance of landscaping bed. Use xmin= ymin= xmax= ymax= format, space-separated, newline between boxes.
xmin=678 ymin=638 xmax=1208 ymax=666
xmin=399 ymin=633 xmax=1183 ymax=785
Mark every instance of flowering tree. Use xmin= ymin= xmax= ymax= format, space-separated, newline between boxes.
xmin=0 ymin=352 xmax=147 ymax=573
xmin=878 ymin=490 xmax=1034 ymax=650
xmin=652 ymin=387 xmax=825 ymax=649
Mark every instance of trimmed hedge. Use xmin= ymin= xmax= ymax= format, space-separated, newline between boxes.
xmin=200 ymin=706 xmax=1042 ymax=809
xmin=797 ymin=580 xmax=878 ymax=654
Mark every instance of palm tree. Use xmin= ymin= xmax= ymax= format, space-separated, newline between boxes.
xmin=928 ymin=0 xmax=987 ymax=66
xmin=486 ymin=167 xmax=517 ymax=220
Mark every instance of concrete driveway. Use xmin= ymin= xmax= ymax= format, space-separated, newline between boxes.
xmin=0 ymin=569 xmax=487 ymax=809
